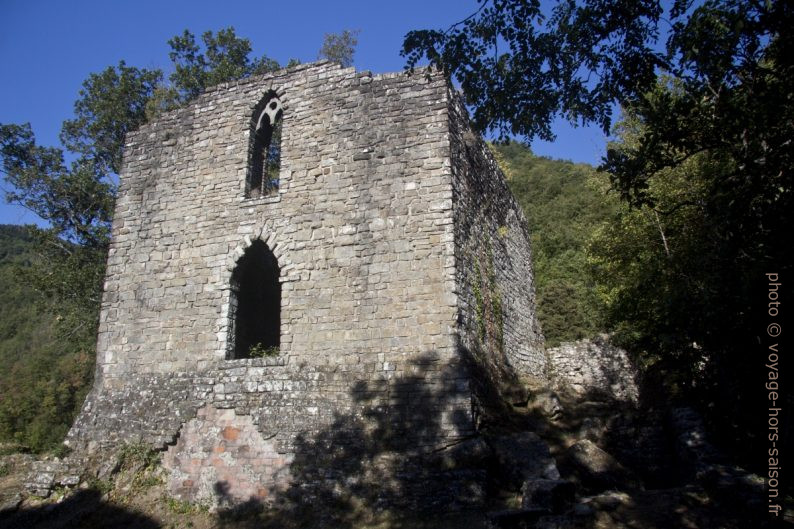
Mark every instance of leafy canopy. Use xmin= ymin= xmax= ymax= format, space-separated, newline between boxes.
xmin=168 ymin=28 xmax=281 ymax=102
xmin=403 ymin=0 xmax=793 ymax=209
xmin=60 ymin=62 xmax=162 ymax=176
xmin=493 ymin=142 xmax=617 ymax=346
xmin=1 ymin=124 xmax=114 ymax=249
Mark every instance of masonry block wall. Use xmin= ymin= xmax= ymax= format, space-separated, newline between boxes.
xmin=448 ymin=92 xmax=546 ymax=378
xmin=66 ymin=62 xmax=544 ymax=507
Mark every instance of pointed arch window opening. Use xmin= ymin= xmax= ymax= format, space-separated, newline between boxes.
xmin=247 ymin=94 xmax=283 ymax=198
xmin=227 ymin=240 xmax=281 ymax=359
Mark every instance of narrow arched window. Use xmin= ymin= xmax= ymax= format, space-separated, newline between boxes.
xmin=247 ymin=92 xmax=283 ymax=198
xmin=228 ymin=240 xmax=281 ymax=358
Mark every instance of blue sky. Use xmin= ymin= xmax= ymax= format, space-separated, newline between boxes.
xmin=0 ymin=0 xmax=606 ymax=226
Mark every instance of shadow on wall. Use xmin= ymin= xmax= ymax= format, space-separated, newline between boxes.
xmin=212 ymin=347 xmax=506 ymax=528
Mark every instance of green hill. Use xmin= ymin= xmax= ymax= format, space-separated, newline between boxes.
xmin=493 ymin=143 xmax=619 ymax=347
xmin=0 ymin=225 xmax=93 ymax=453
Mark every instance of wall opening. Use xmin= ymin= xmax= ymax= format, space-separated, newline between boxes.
xmin=229 ymin=240 xmax=281 ymax=358
xmin=247 ymin=92 xmax=283 ymax=198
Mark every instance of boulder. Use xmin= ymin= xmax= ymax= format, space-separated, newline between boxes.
xmin=25 ymin=468 xmax=55 ymax=498
xmin=0 ymin=492 xmax=23 ymax=513
xmin=488 ymin=432 xmax=560 ymax=489
xmin=487 ymin=507 xmax=549 ymax=528
xmin=533 ymin=391 xmax=563 ymax=419
xmin=562 ymin=439 xmax=637 ymax=491
xmin=521 ymin=478 xmax=575 ymax=513
xmin=583 ymin=490 xmax=632 ymax=511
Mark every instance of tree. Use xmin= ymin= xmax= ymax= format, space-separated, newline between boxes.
xmin=169 ymin=27 xmax=281 ymax=103
xmin=403 ymin=0 xmax=792 ymax=210
xmin=584 ymin=103 xmax=772 ymax=455
xmin=0 ymin=124 xmax=108 ymax=452
xmin=404 ymin=1 xmax=792 ymax=466
xmin=493 ymin=142 xmax=618 ymax=346
xmin=60 ymin=62 xmax=163 ymax=176
xmin=318 ymin=29 xmax=360 ymax=67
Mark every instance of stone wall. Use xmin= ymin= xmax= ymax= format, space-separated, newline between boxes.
xmin=64 ymin=62 xmax=543 ymax=508
xmin=96 ymin=61 xmax=456 ymax=378
xmin=448 ymin=89 xmax=545 ymax=378
xmin=547 ymin=336 xmax=639 ymax=403
xmin=163 ymin=404 xmax=291 ymax=505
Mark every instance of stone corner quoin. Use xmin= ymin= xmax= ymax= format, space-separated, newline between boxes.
xmin=64 ymin=61 xmax=545 ymax=507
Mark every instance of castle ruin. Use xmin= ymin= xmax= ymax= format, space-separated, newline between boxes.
xmin=63 ymin=61 xmax=545 ymax=508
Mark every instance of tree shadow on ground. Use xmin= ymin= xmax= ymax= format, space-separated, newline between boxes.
xmin=519 ymin=382 xmax=781 ymax=529
xmin=212 ymin=343 xmax=779 ymax=528
xmin=0 ymin=488 xmax=161 ymax=529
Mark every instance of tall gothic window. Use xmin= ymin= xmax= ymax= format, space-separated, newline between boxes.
xmin=247 ymin=92 xmax=283 ymax=198
xmin=228 ymin=240 xmax=281 ymax=358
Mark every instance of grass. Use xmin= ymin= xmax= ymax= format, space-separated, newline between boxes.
xmin=117 ymin=443 xmax=159 ymax=471
xmin=163 ymin=495 xmax=209 ymax=515
xmin=247 ymin=343 xmax=279 ymax=358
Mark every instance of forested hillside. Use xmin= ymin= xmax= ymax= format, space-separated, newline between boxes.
xmin=0 ymin=225 xmax=94 ymax=453
xmin=494 ymin=143 xmax=618 ymax=347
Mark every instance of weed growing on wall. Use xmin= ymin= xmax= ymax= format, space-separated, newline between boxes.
xmin=247 ymin=343 xmax=279 ymax=358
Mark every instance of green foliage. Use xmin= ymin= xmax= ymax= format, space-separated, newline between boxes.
xmin=472 ymin=261 xmax=486 ymax=342
xmin=60 ymin=62 xmax=163 ymax=175
xmin=493 ymin=143 xmax=618 ymax=346
xmin=587 ymin=93 xmax=791 ymax=463
xmin=403 ymin=0 xmax=792 ymax=293
xmin=601 ymin=2 xmax=794 ymax=214
xmin=87 ymin=476 xmax=114 ymax=495
xmin=144 ymin=86 xmax=182 ymax=122
xmin=163 ymin=495 xmax=208 ymax=515
xmin=1 ymin=124 xmax=113 ymax=249
xmin=117 ymin=442 xmax=160 ymax=471
xmin=404 ymin=2 xmax=793 ymax=196
xmin=168 ymin=28 xmax=280 ymax=103
xmin=472 ymin=239 xmax=504 ymax=354
xmin=247 ymin=343 xmax=279 ymax=358
xmin=0 ymin=122 xmax=107 ymax=454
xmin=117 ymin=442 xmax=163 ymax=489
xmin=0 ymin=226 xmax=95 ymax=453
xmin=318 ymin=30 xmax=360 ymax=68
xmin=590 ymin=97 xmax=775 ymax=371
xmin=403 ymin=0 xmax=667 ymax=141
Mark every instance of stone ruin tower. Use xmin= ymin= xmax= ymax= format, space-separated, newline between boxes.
xmin=65 ymin=61 xmax=545 ymax=508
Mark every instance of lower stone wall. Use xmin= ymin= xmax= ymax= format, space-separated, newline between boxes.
xmin=547 ymin=335 xmax=640 ymax=403
xmin=164 ymin=404 xmax=292 ymax=505
xmin=65 ymin=353 xmax=477 ymax=508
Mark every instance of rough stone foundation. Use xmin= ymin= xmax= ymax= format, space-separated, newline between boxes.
xmin=163 ymin=405 xmax=292 ymax=506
